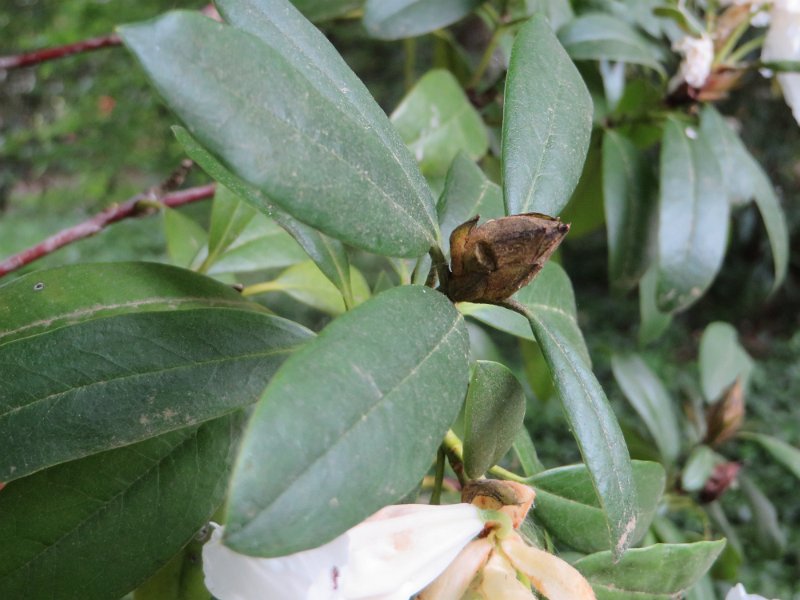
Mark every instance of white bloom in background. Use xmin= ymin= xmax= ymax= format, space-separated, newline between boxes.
xmin=203 ymin=503 xmax=485 ymax=600
xmin=762 ymin=1 xmax=800 ymax=125
xmin=725 ymin=582 xmax=776 ymax=600
xmin=673 ymin=34 xmax=715 ymax=88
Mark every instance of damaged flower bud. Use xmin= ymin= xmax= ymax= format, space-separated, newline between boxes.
xmin=704 ymin=379 xmax=745 ymax=446
xmin=447 ymin=213 xmax=570 ymax=303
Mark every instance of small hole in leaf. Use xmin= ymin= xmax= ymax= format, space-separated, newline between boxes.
xmin=33 ymin=282 xmax=45 ymax=291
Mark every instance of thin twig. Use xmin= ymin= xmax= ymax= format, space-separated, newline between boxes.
xmin=0 ymin=34 xmax=121 ymax=70
xmin=0 ymin=182 xmax=216 ymax=278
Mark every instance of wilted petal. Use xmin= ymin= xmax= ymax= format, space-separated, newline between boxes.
xmin=673 ymin=34 xmax=714 ymax=88
xmin=500 ymin=533 xmax=596 ymax=600
xmin=476 ymin=550 xmax=537 ymax=600
xmin=343 ymin=503 xmax=485 ymax=600
xmin=417 ymin=539 xmax=493 ymax=600
xmin=725 ymin=583 xmax=772 ymax=600
xmin=763 ymin=7 xmax=800 ymax=125
xmin=203 ymin=524 xmax=348 ymax=600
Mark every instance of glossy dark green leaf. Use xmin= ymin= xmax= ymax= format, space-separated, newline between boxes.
xmin=0 ymin=262 xmax=256 ymax=347
xmin=121 ymin=7 xmax=438 ymax=257
xmin=740 ymin=432 xmax=800 ymax=480
xmin=245 ymin=261 xmax=371 ymax=315
xmin=531 ymin=461 xmax=665 ymax=554
xmin=133 ymin=537 xmax=210 ymax=600
xmin=699 ymin=322 xmax=753 ymax=403
xmin=681 ymin=445 xmax=716 ymax=492
xmin=173 ymin=126 xmax=352 ymax=302
xmin=164 ymin=207 xmax=207 ymax=269
xmin=602 ymin=130 xmax=656 ymax=293
xmin=463 ymin=361 xmax=526 ymax=478
xmin=0 ymin=308 xmax=311 ymax=482
xmin=739 ymin=474 xmax=785 ymax=556
xmin=574 ymin=540 xmax=726 ymax=598
xmin=638 ymin=265 xmax=672 ymax=346
xmin=699 ymin=106 xmax=788 ymax=291
xmin=362 ymin=0 xmax=480 ymax=40
xmin=611 ymin=354 xmax=681 ymax=464
xmin=290 ymin=0 xmax=362 ymax=22
xmin=225 ymin=286 xmax=470 ymax=556
xmin=656 ymin=118 xmax=729 ymax=312
xmin=391 ymin=70 xmax=488 ymax=177
xmin=438 ymin=153 xmax=504 ymax=256
xmin=558 ymin=14 xmax=665 ymax=74
xmin=0 ymin=414 xmax=242 ymax=600
xmin=519 ymin=263 xmax=636 ymax=557
xmin=503 ymin=14 xmax=593 ymax=216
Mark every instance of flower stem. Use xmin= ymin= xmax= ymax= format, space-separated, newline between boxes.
xmin=430 ymin=447 xmax=446 ymax=505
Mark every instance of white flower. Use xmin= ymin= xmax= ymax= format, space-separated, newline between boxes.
xmin=725 ymin=582 xmax=776 ymax=600
xmin=202 ymin=503 xmax=485 ymax=600
xmin=762 ymin=2 xmax=800 ymax=125
xmin=673 ymin=34 xmax=715 ymax=88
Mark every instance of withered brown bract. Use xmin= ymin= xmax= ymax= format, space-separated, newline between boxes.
xmin=447 ymin=213 xmax=569 ymax=303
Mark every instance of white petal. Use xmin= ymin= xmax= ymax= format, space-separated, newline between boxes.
xmin=673 ymin=34 xmax=714 ymax=88
xmin=500 ymin=534 xmax=596 ymax=600
xmin=203 ymin=524 xmax=349 ymax=600
xmin=342 ymin=503 xmax=485 ymax=600
xmin=725 ymin=583 xmax=772 ymax=600
xmin=763 ymin=8 xmax=800 ymax=124
xmin=417 ymin=539 xmax=493 ymax=600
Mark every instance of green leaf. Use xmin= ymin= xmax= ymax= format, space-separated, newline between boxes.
xmin=173 ymin=127 xmax=352 ymax=301
xmin=656 ymin=118 xmax=729 ymax=312
xmin=290 ymin=0 xmax=362 ymax=22
xmin=459 ymin=302 xmax=535 ymax=341
xmin=362 ymin=0 xmax=480 ymax=40
xmin=740 ymin=432 xmax=800 ymax=480
xmin=207 ymin=214 xmax=308 ymax=275
xmin=503 ymin=13 xmax=593 ymax=216
xmin=699 ymin=322 xmax=753 ymax=403
xmin=225 ymin=285 xmax=470 ymax=556
xmin=391 ymin=70 xmax=488 ymax=177
xmin=559 ymin=137 xmax=605 ymax=238
xmin=0 ymin=262 xmax=256 ymax=347
xmin=246 ymin=260 xmax=371 ymax=315
xmin=638 ymin=264 xmax=672 ymax=346
xmin=463 ymin=361 xmax=526 ymax=479
xmin=0 ymin=414 xmax=242 ymax=600
xmin=0 ymin=308 xmax=311 ymax=482
xmin=513 ymin=428 xmax=545 ymax=476
xmin=558 ymin=14 xmax=665 ymax=75
xmin=611 ymin=354 xmax=681 ymax=464
xmin=133 ymin=537 xmax=211 ymax=600
xmin=509 ymin=0 xmax=574 ymax=30
xmin=681 ymin=445 xmax=716 ymax=492
xmin=602 ymin=130 xmax=656 ymax=293
xmin=531 ymin=461 xmax=665 ymax=554
xmin=518 ymin=263 xmax=636 ymax=557
xmin=164 ymin=207 xmax=208 ymax=269
xmin=698 ymin=107 xmax=789 ymax=291
xmin=574 ymin=541 xmax=726 ymax=598
xmin=121 ymin=7 xmax=438 ymax=257
xmin=438 ymin=153 xmax=504 ymax=256
xmin=202 ymin=185 xmax=260 ymax=271
xmin=739 ymin=474 xmax=785 ymax=556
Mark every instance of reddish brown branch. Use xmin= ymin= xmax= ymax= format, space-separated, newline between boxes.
xmin=0 ymin=33 xmax=122 ymax=70
xmin=0 ymin=183 xmax=216 ymax=278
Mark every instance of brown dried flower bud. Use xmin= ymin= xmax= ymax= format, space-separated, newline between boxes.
xmin=699 ymin=462 xmax=741 ymax=503
xmin=704 ymin=379 xmax=745 ymax=446
xmin=461 ymin=480 xmax=535 ymax=529
xmin=447 ymin=213 xmax=570 ymax=303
